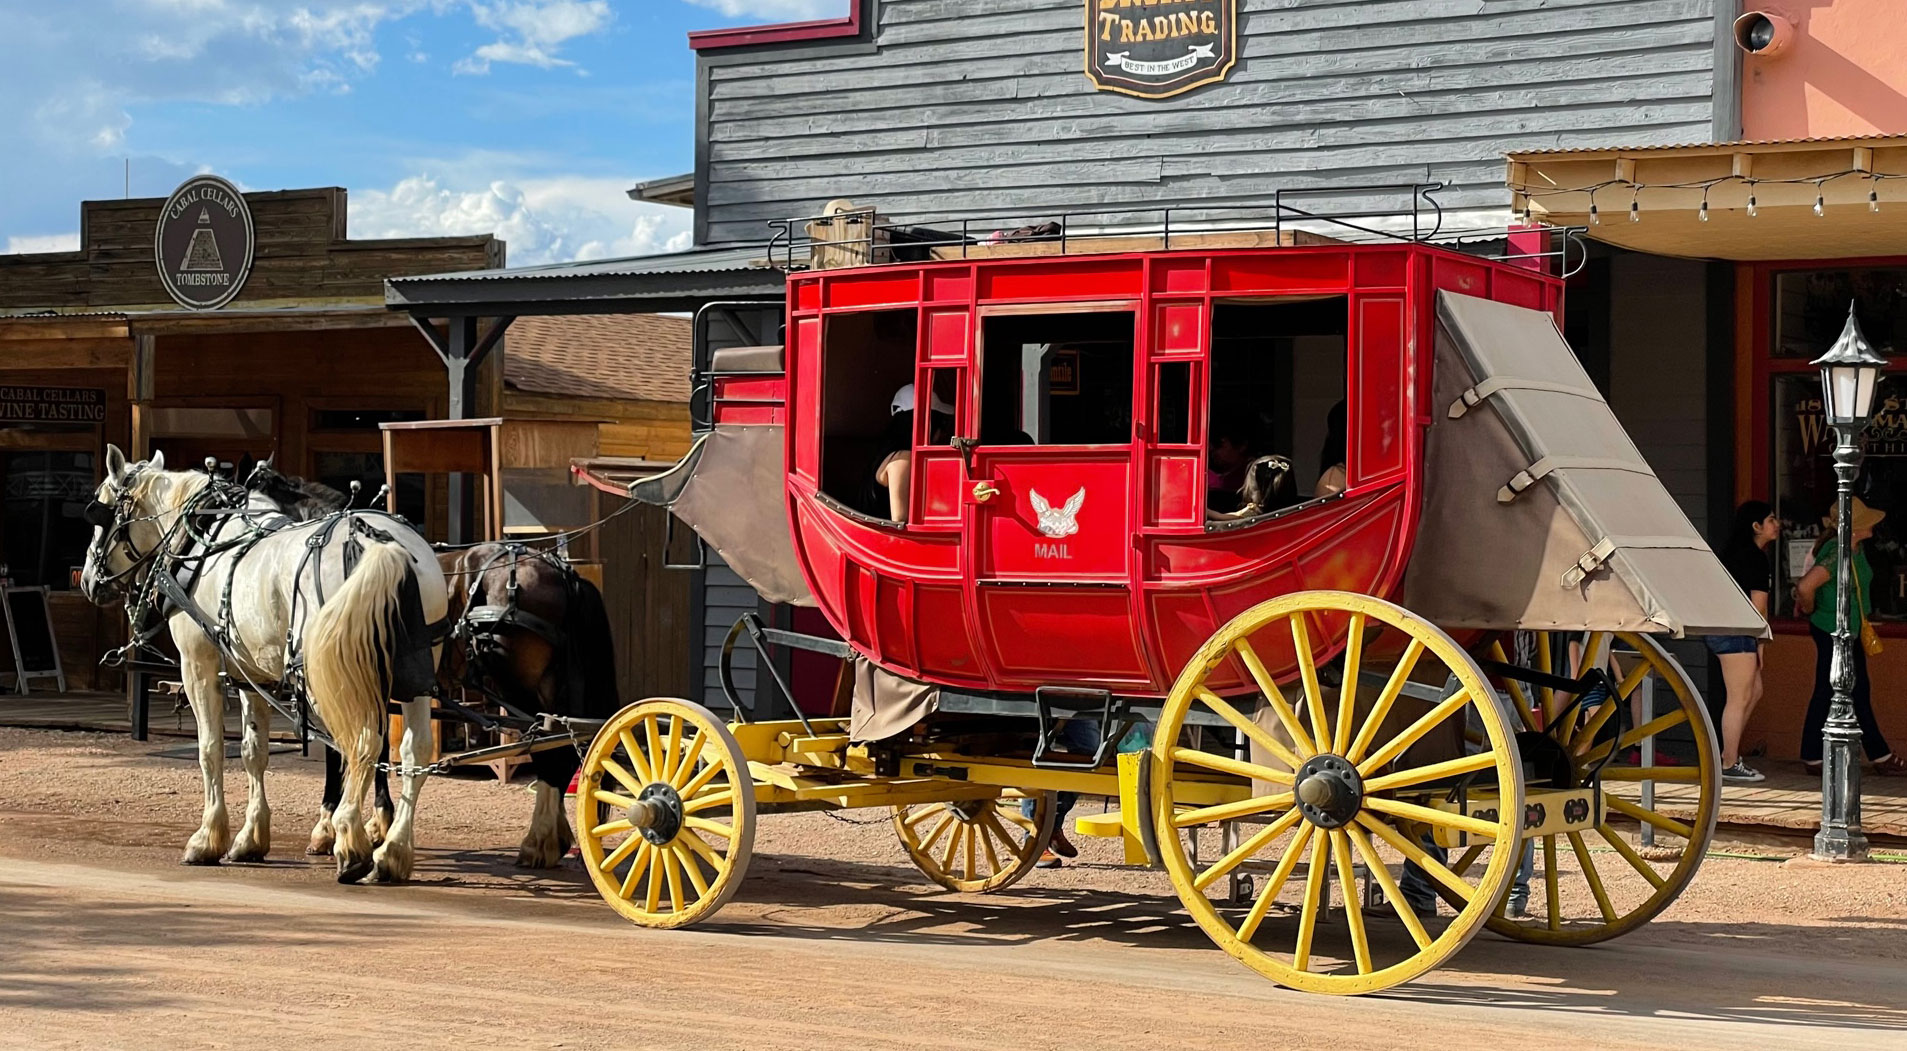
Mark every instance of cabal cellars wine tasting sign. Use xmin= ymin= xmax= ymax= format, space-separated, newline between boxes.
xmin=1086 ymin=0 xmax=1237 ymax=98
xmin=153 ymin=174 xmax=255 ymax=310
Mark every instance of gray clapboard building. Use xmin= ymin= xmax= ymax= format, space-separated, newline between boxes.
xmin=693 ymin=0 xmax=1737 ymax=244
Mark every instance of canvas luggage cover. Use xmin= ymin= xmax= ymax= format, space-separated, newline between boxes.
xmin=630 ymin=426 xmax=816 ymax=607
xmin=1400 ymin=292 xmax=1766 ymax=638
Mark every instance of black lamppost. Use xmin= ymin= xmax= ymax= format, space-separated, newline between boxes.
xmin=1811 ymin=301 xmax=1887 ymax=862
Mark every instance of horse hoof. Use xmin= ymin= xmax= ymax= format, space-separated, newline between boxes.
xmin=224 ymin=846 xmax=268 ymax=864
xmin=181 ymin=853 xmax=222 ymax=867
xmin=337 ymin=858 xmax=374 ymax=884
xmin=305 ymin=841 xmax=334 ymax=857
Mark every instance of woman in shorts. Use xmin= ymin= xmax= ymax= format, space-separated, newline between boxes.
xmin=1708 ymin=501 xmax=1778 ymax=782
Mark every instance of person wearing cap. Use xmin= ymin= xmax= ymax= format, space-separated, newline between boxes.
xmin=869 ymin=383 xmax=952 ymax=524
xmin=1795 ymin=497 xmax=1907 ymax=776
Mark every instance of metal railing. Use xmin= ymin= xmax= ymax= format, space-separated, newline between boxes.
xmin=766 ymin=184 xmax=1588 ymax=278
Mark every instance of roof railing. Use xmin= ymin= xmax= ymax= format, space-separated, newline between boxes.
xmin=764 ymin=184 xmax=1588 ymax=278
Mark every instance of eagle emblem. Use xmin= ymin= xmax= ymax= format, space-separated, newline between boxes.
xmin=1029 ymin=487 xmax=1085 ymax=539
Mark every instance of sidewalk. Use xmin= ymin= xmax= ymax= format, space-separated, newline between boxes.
xmin=1609 ymin=759 xmax=1907 ymax=842
xmin=0 ymin=691 xmax=251 ymax=738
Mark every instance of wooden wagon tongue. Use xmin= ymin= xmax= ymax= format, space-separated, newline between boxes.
xmin=1400 ymin=291 xmax=1765 ymax=642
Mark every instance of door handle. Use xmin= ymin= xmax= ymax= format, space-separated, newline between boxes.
xmin=971 ymin=482 xmax=1000 ymax=503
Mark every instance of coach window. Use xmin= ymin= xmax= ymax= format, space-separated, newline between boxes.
xmin=978 ymin=310 xmax=1135 ymax=446
xmin=1208 ymin=296 xmax=1348 ymax=500
xmin=818 ymin=309 xmax=918 ymax=519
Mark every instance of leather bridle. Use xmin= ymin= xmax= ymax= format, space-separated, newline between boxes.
xmin=83 ymin=467 xmax=162 ymax=588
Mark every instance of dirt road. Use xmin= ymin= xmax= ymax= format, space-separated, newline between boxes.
xmin=2 ymin=727 xmax=1904 ymax=1050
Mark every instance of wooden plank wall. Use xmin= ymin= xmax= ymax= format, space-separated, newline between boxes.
xmin=700 ymin=0 xmax=1721 ymax=244
xmin=594 ymin=498 xmax=695 ymax=702
xmin=0 ymin=188 xmax=498 ymax=309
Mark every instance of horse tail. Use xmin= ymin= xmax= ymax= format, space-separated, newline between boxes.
xmin=564 ymin=572 xmax=621 ymax=718
xmin=304 ymin=541 xmax=421 ymax=761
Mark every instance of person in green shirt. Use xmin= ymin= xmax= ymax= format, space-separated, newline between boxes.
xmin=1795 ymin=498 xmax=1906 ymax=775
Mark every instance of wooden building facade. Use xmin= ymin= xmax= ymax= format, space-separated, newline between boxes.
xmin=0 ymin=187 xmax=498 ymax=689
xmin=690 ymin=0 xmax=1737 ymax=246
xmin=1 ymin=184 xmax=696 ymax=702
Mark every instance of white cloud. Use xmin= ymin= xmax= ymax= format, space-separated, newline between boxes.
xmin=0 ymin=2 xmax=623 ymax=249
xmin=455 ymin=1 xmax=612 ymax=74
xmin=348 ymin=174 xmax=692 ymax=266
xmin=4 ymin=233 xmax=80 ymax=255
xmin=683 ymin=0 xmax=847 ymax=19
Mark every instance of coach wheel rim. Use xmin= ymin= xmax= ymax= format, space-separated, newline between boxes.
xmin=894 ymin=792 xmax=1057 ymax=893
xmin=1459 ymin=631 xmax=1719 ymax=947
xmin=577 ymin=698 xmax=756 ymax=929
xmin=1152 ymin=590 xmax=1524 ymax=996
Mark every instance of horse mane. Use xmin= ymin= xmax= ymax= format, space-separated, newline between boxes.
xmin=247 ymin=463 xmax=349 ymax=522
xmin=561 ymin=571 xmax=621 ymax=718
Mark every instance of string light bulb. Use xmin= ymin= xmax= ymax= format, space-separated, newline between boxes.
xmin=1814 ymin=179 xmax=1827 ymax=217
xmin=1872 ymin=174 xmax=1882 ymax=213
xmin=1747 ymin=181 xmax=1758 ymax=218
xmin=1698 ymin=185 xmax=1710 ymax=222
xmin=1629 ymin=184 xmax=1641 ymax=222
xmin=1587 ymin=187 xmax=1600 ymax=225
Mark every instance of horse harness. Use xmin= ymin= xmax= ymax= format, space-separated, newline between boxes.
xmin=92 ymin=473 xmax=445 ymax=753
xmin=449 ymin=544 xmax=575 ymax=720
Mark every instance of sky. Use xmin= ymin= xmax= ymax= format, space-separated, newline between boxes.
xmin=0 ymin=0 xmax=848 ymax=265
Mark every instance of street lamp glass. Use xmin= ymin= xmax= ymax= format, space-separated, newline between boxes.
xmin=1820 ymin=361 xmax=1881 ymax=425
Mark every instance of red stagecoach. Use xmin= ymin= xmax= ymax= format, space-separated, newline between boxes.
xmin=575 ymin=199 xmax=1764 ymax=994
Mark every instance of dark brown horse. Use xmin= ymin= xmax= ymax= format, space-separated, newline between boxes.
xmin=248 ymin=463 xmax=620 ymax=867
xmin=439 ymin=542 xmax=621 ymax=865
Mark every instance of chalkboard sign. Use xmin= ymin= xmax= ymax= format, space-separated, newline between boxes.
xmin=2 ymin=587 xmax=65 ymax=695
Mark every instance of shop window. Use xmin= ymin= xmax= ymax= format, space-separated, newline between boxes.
xmin=818 ymin=309 xmax=919 ymax=519
xmin=1 ymin=451 xmax=95 ymax=590
xmin=312 ymin=408 xmax=426 ymax=431
xmin=1770 ymin=372 xmax=1907 ymax=622
xmin=979 ymin=311 xmax=1134 ymax=446
xmin=1207 ymin=298 xmax=1348 ymax=514
xmin=1773 ymin=267 xmax=1907 ymax=358
xmin=314 ymin=452 xmax=427 ymax=526
xmin=150 ymin=407 xmax=274 ymax=439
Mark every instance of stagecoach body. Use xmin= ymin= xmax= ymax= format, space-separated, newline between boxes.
xmin=594 ymin=221 xmax=1768 ymax=995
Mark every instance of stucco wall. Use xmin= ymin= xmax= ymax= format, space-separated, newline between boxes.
xmin=1739 ymin=0 xmax=1907 ymax=139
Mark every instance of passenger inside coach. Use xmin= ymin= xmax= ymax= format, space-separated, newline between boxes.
xmin=866 ymin=383 xmax=953 ymax=524
xmin=1206 ymin=297 xmax=1349 ymax=520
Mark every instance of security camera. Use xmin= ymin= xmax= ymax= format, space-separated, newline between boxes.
xmin=1734 ymin=11 xmax=1794 ymax=56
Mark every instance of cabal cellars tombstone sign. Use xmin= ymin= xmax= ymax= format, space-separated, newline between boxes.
xmin=153 ymin=174 xmax=255 ymax=310
xmin=1086 ymin=0 xmax=1237 ymax=98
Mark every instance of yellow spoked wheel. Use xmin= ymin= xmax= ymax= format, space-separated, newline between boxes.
xmin=1461 ymin=631 xmax=1719 ymax=946
xmin=577 ymin=698 xmax=757 ymax=930
xmin=1152 ymin=591 xmax=1525 ymax=996
xmin=894 ymin=793 xmax=1057 ymax=893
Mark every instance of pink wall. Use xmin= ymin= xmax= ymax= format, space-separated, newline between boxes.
xmin=1740 ymin=1 xmax=1907 ymax=139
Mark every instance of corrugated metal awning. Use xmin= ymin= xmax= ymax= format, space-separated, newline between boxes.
xmin=385 ymin=244 xmax=784 ymax=316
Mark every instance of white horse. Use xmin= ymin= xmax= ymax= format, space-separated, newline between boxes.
xmin=80 ymin=446 xmax=449 ymax=884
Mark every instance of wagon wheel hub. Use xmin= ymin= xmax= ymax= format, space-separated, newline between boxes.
xmin=627 ymin=783 xmax=684 ymax=845
xmin=1294 ymin=754 xmax=1363 ymax=829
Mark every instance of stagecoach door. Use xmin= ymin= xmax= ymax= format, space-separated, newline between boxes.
xmin=957 ymin=306 xmax=1148 ymax=686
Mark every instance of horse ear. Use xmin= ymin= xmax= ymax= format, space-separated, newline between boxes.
xmin=148 ymin=448 xmax=166 ymax=472
xmin=105 ymin=444 xmax=126 ymax=478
